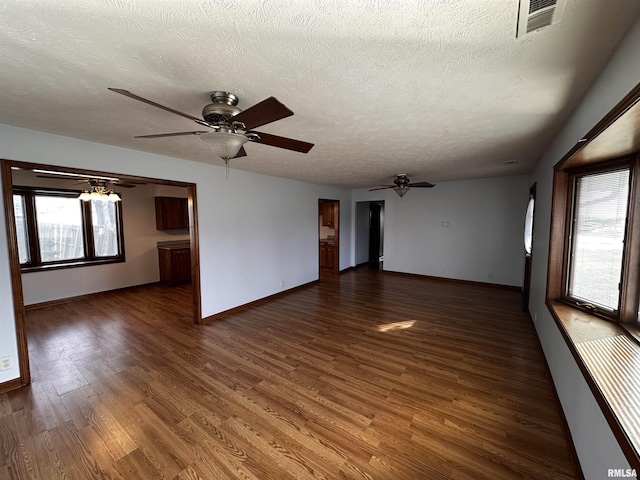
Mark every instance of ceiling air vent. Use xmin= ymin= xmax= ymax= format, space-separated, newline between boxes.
xmin=516 ymin=0 xmax=565 ymax=37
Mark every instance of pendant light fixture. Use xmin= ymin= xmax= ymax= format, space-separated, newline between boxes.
xmin=78 ymin=180 xmax=121 ymax=202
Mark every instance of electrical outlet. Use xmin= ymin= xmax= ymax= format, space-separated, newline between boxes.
xmin=0 ymin=356 xmax=11 ymax=370
xmin=488 ymin=272 xmax=494 ymax=279
xmin=279 ymin=280 xmax=285 ymax=289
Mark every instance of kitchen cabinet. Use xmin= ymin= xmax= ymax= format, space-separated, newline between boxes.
xmin=320 ymin=241 xmax=336 ymax=270
xmin=158 ymin=247 xmax=191 ymax=286
xmin=320 ymin=201 xmax=334 ymax=227
xmin=155 ymin=196 xmax=188 ymax=230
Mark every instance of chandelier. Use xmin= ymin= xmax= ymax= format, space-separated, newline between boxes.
xmin=78 ymin=180 xmax=120 ymax=202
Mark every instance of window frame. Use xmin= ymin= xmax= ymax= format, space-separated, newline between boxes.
xmin=559 ymin=159 xmax=636 ymax=321
xmin=14 ymin=186 xmax=125 ymax=272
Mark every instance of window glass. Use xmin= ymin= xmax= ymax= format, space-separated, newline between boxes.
xmin=13 ymin=194 xmax=30 ymax=264
xmin=568 ymin=168 xmax=629 ymax=311
xmin=34 ymin=195 xmax=84 ymax=262
xmin=91 ymin=200 xmax=119 ymax=257
xmin=524 ymin=196 xmax=534 ymax=255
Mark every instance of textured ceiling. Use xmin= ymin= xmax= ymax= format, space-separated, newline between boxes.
xmin=1 ymin=0 xmax=639 ymax=188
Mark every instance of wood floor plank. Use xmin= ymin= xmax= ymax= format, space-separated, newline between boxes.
xmin=0 ymin=270 xmax=579 ymax=479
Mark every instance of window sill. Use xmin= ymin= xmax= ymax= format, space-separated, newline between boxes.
xmin=21 ymin=257 xmax=124 ymax=273
xmin=547 ymin=300 xmax=640 ymax=470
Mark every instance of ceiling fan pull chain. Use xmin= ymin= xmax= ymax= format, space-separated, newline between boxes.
xmin=223 ymin=157 xmax=230 ymax=179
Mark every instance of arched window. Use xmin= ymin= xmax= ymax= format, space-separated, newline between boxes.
xmin=524 ymin=195 xmax=534 ymax=255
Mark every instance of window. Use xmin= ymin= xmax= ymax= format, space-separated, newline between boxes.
xmin=35 ymin=195 xmax=85 ymax=262
xmin=12 ymin=194 xmax=30 ymax=264
xmin=14 ymin=187 xmax=125 ymax=271
xmin=566 ymin=167 xmax=630 ymax=314
xmin=91 ymin=200 xmax=120 ymax=257
xmin=524 ymin=195 xmax=535 ymax=255
xmin=551 ymin=161 xmax=637 ymax=321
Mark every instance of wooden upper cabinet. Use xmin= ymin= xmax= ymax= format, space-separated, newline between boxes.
xmin=155 ymin=197 xmax=189 ymax=230
xmin=320 ymin=201 xmax=334 ymax=227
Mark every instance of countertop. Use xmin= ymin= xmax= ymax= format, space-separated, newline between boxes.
xmin=157 ymin=240 xmax=190 ymax=250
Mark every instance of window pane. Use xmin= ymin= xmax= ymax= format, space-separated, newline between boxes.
xmin=91 ymin=200 xmax=118 ymax=257
xmin=35 ymin=195 xmax=85 ymax=262
xmin=568 ymin=169 xmax=629 ymax=310
xmin=524 ymin=196 xmax=534 ymax=255
xmin=13 ymin=194 xmax=30 ymax=264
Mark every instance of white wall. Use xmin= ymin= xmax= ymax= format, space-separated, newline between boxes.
xmin=527 ymin=19 xmax=640 ymax=479
xmin=353 ymin=175 xmax=529 ymax=287
xmin=0 ymin=124 xmax=352 ymax=382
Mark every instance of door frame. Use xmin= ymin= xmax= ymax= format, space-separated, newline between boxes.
xmin=1 ymin=159 xmax=202 ymax=390
xmin=318 ymin=199 xmax=339 ymax=272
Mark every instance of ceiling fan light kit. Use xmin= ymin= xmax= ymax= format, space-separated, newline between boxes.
xmin=199 ymin=130 xmax=248 ymax=159
xmin=393 ymin=186 xmax=410 ymax=198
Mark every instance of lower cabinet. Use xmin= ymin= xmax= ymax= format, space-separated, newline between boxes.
xmin=158 ymin=248 xmax=191 ymax=286
xmin=320 ymin=242 xmax=336 ymax=270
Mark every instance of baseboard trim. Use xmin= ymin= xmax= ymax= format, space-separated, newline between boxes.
xmin=24 ymin=282 xmax=161 ymax=311
xmin=203 ymin=279 xmax=319 ymax=323
xmin=0 ymin=377 xmax=23 ymax=394
xmin=382 ymin=270 xmax=521 ymax=291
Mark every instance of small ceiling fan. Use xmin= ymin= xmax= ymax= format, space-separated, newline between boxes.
xmin=369 ymin=174 xmax=435 ymax=197
xmin=108 ymin=88 xmax=314 ymax=171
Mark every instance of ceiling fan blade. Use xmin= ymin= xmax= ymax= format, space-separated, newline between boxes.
xmin=113 ymin=182 xmax=137 ymax=188
xmin=368 ymin=185 xmax=395 ymax=191
xmin=233 ymin=146 xmax=247 ymax=159
xmin=36 ymin=174 xmax=74 ymax=180
xmin=108 ymin=88 xmax=204 ymax=122
xmin=408 ymin=182 xmax=435 ymax=188
xmin=232 ymin=97 xmax=294 ymax=130
xmin=134 ymin=131 xmax=209 ymax=138
xmin=249 ymin=131 xmax=314 ymax=153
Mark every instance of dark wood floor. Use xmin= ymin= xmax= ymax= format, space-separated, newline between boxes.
xmin=0 ymin=269 xmax=578 ymax=479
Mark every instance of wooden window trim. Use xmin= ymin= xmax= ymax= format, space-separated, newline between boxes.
xmin=14 ymin=186 xmax=125 ymax=272
xmin=546 ymin=81 xmax=640 ymax=470
xmin=558 ymin=159 xmax=635 ymax=320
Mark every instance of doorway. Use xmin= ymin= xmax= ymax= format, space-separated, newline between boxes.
xmin=318 ymin=199 xmax=339 ymax=273
xmin=368 ymin=202 xmax=384 ymax=268
xmin=355 ymin=201 xmax=384 ymax=269
xmin=1 ymin=159 xmax=201 ymax=390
